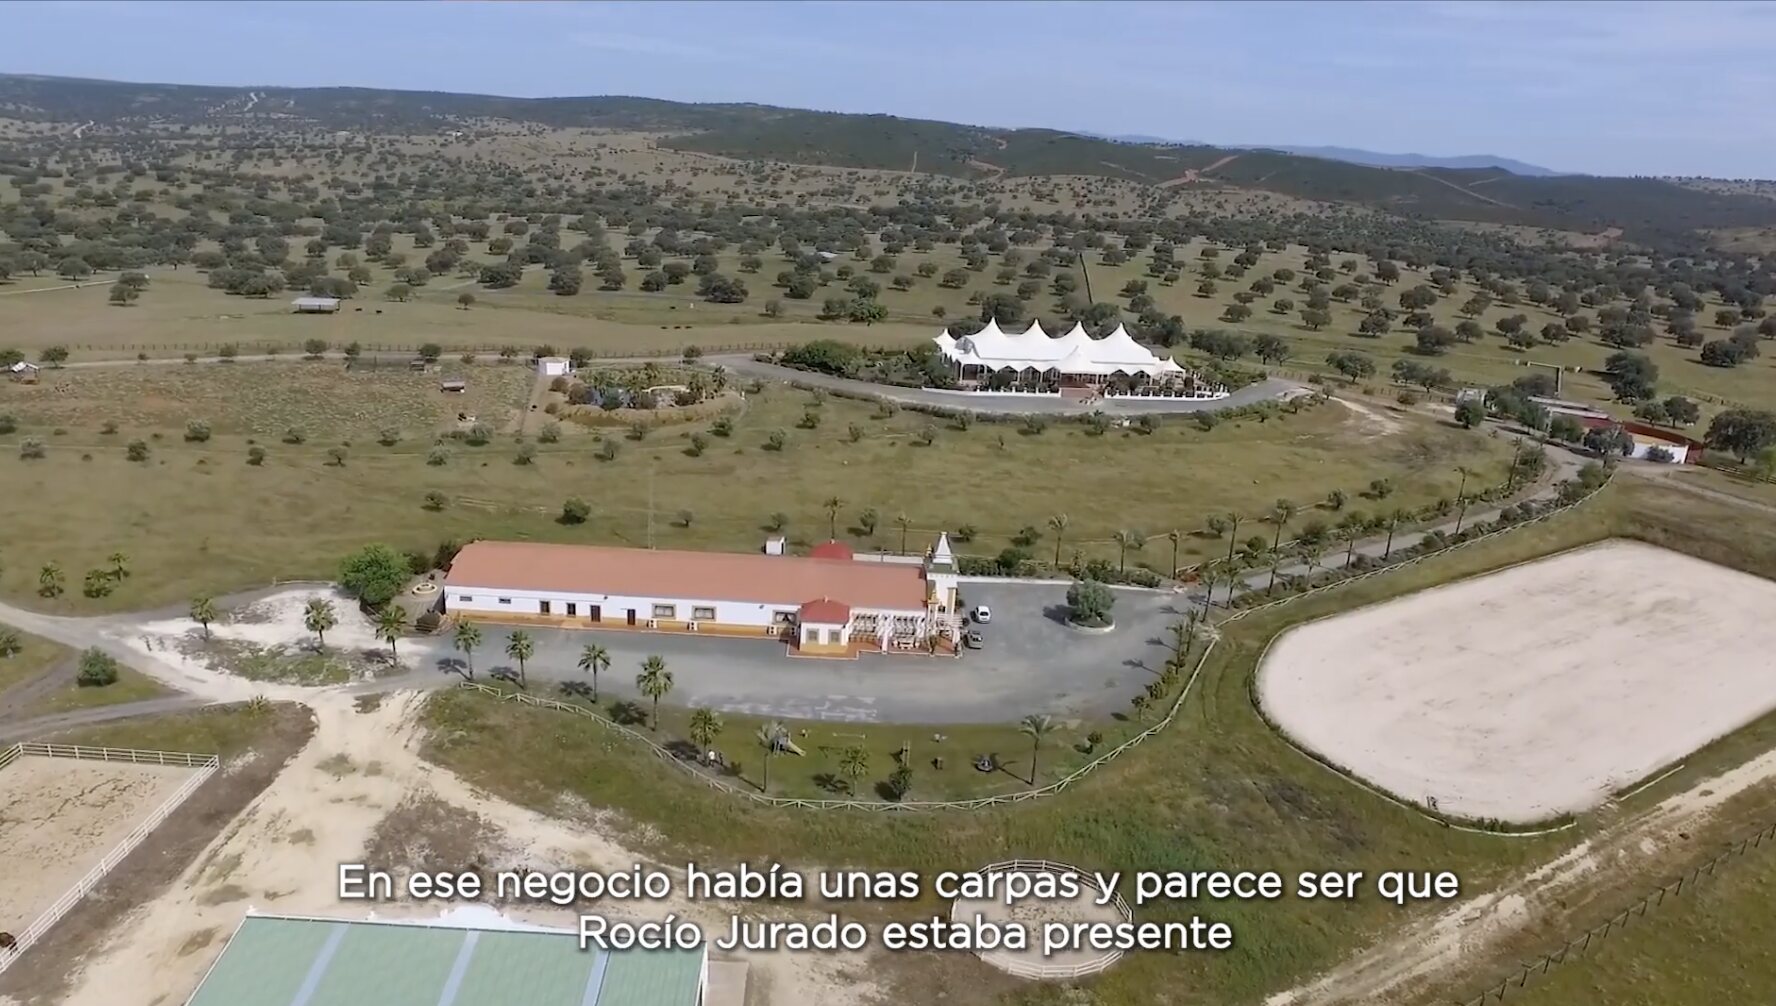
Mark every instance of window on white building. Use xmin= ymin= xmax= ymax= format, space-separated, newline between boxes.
xmin=692 ymin=606 xmax=716 ymax=621
xmin=457 ymin=595 xmax=473 ymax=603
xmin=652 ymin=603 xmax=676 ymax=619
xmin=498 ymin=598 xmax=512 ymax=605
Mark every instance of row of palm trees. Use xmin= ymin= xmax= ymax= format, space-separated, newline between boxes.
xmin=448 ymin=621 xmax=676 ymax=729
xmin=34 ymin=552 xmax=129 ymax=599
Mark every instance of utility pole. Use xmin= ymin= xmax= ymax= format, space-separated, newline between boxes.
xmin=1453 ymin=467 xmax=1470 ymax=534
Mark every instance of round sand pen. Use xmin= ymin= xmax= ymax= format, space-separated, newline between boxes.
xmin=949 ymin=860 xmax=1132 ymax=980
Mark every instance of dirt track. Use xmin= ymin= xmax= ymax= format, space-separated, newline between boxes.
xmin=1259 ymin=540 xmax=1776 ymax=822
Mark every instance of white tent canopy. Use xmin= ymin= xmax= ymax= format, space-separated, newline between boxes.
xmin=937 ymin=321 xmax=1186 ymax=378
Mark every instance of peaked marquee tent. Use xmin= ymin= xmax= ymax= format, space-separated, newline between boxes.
xmin=933 ymin=320 xmax=1194 ymax=386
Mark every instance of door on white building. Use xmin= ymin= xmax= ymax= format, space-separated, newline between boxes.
xmin=540 ymin=600 xmax=552 ymax=615
xmin=626 ymin=609 xmax=637 ymax=626
xmin=589 ymin=604 xmax=601 ymax=622
xmin=565 ymin=602 xmax=577 ymax=617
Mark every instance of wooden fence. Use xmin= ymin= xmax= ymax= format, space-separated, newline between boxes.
xmin=951 ymin=859 xmax=1134 ymax=979
xmin=1457 ymin=819 xmax=1776 ymax=1005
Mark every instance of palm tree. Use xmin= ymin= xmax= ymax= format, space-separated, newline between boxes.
xmin=504 ymin=629 xmax=534 ymax=687
xmin=1453 ymin=465 xmax=1474 ymax=534
xmin=689 ymin=707 xmax=723 ymax=757
xmin=636 ymin=656 xmax=673 ymax=731
xmin=303 ymin=597 xmax=338 ymax=650
xmin=755 ymin=720 xmax=787 ymax=792
xmin=1019 ymin=713 xmax=1056 ymax=786
xmin=38 ymin=562 xmax=64 ymax=598
xmin=1269 ymin=499 xmax=1299 ymax=551
xmin=1384 ymin=508 xmax=1410 ymax=558
xmin=375 ymin=605 xmax=407 ymax=661
xmin=1113 ymin=529 xmax=1145 ymax=573
xmin=895 ymin=512 xmax=914 ymax=554
xmin=1301 ymin=543 xmax=1326 ymax=578
xmin=839 ymin=744 xmax=869 ymax=794
xmin=1197 ymin=560 xmax=1222 ymax=617
xmin=189 ymin=594 xmax=217 ymax=639
xmin=577 ymin=643 xmax=610 ymax=701
xmin=1130 ymin=693 xmax=1152 ymax=723
xmin=822 ymin=495 xmax=844 ymax=539
xmin=1166 ymin=529 xmax=1182 ymax=577
xmin=1266 ymin=500 xmax=1299 ymax=594
xmin=1222 ymin=513 xmax=1243 ymax=565
xmin=107 ymin=551 xmax=129 ymax=581
xmin=1339 ymin=513 xmax=1367 ymax=567
xmin=453 ymin=620 xmax=482 ymax=679
xmin=1047 ymin=513 xmax=1069 ymax=567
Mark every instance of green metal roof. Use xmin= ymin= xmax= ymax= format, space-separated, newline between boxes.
xmin=186 ymin=915 xmax=705 ymax=1006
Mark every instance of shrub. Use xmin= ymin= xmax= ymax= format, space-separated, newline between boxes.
xmin=247 ymin=446 xmax=266 ymax=466
xmin=514 ymin=443 xmax=537 ymax=465
xmin=0 ymin=414 xmax=15 ymax=434
xmin=561 ymin=497 xmax=591 ymax=523
xmin=423 ymin=490 xmax=448 ymax=511
xmin=339 ymin=543 xmax=409 ymax=605
xmin=598 ymin=440 xmax=620 ymax=461
xmin=77 ymin=648 xmax=120 ymax=687
xmin=426 ymin=445 xmax=450 ymax=466
xmin=185 ymin=420 xmax=212 ymax=442
xmin=326 ymin=446 xmax=348 ymax=466
xmin=19 ymin=436 xmax=45 ymax=459
xmin=125 ymin=439 xmax=150 ymax=462
xmin=1065 ymin=580 xmax=1115 ymax=626
xmin=538 ymin=422 xmax=561 ymax=444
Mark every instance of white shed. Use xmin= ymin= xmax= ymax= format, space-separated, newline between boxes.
xmin=536 ymin=356 xmax=571 ymax=377
xmin=291 ymin=296 xmax=341 ymax=314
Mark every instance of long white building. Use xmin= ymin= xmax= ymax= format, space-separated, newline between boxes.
xmin=443 ymin=536 xmax=963 ymax=656
xmin=934 ymin=320 xmax=1209 ymax=393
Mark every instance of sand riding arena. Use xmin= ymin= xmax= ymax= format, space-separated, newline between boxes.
xmin=0 ymin=743 xmax=217 ymax=972
xmin=1257 ymin=540 xmax=1776 ymax=825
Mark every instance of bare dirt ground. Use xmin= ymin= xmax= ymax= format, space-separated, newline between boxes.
xmin=1258 ymin=540 xmax=1776 ymax=822
xmin=0 ymin=756 xmax=200 ymax=935
xmin=21 ymin=688 xmax=873 ymax=1006
xmin=1267 ymin=742 xmax=1776 ymax=1006
xmin=0 ymin=705 xmax=314 ymax=1006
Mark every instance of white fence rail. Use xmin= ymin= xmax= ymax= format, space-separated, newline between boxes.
xmin=0 ymin=743 xmax=219 ymax=975
xmin=953 ymin=859 xmax=1134 ymax=980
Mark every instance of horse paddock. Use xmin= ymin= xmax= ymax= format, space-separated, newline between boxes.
xmin=1256 ymin=540 xmax=1776 ymax=824
xmin=0 ymin=751 xmax=207 ymax=940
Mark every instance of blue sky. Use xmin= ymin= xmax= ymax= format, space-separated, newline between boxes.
xmin=4 ymin=0 xmax=1771 ymax=177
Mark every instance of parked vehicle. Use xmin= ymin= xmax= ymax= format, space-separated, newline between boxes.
xmin=963 ymin=630 xmax=985 ymax=649
xmin=972 ymin=605 xmax=992 ymax=624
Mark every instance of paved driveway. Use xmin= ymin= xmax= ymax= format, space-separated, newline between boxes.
xmin=716 ymin=356 xmax=1300 ymax=416
xmin=411 ymin=582 xmax=1185 ymax=724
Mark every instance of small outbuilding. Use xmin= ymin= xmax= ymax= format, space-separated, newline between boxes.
xmin=797 ymin=597 xmax=854 ymax=655
xmin=537 ymin=356 xmax=571 ymax=377
xmin=290 ymin=296 xmax=341 ymax=314
xmin=440 ymin=379 xmax=467 ymax=393
xmin=7 ymin=360 xmax=42 ymax=383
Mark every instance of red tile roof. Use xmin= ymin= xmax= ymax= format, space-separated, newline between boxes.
xmin=446 ymin=541 xmax=926 ymax=611
xmin=809 ymin=540 xmax=854 ymax=561
xmin=798 ymin=598 xmax=852 ymax=624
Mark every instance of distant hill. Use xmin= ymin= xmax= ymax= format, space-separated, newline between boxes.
xmin=2 ymin=73 xmax=1770 ymax=242
xmin=1267 ymin=145 xmax=1562 ymax=177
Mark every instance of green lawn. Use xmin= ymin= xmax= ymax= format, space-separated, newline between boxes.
xmin=0 ymin=373 xmax=1514 ymax=611
xmin=1516 ymin=839 xmax=1776 ymax=1006
xmin=22 ymin=663 xmax=167 ymax=715
xmin=0 ymin=625 xmax=69 ymax=700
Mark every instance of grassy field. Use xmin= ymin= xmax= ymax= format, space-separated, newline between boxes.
xmin=0 ymin=365 xmax=1514 ymax=611
xmin=1517 ymin=838 xmax=1776 ymax=1006
xmin=0 ymin=625 xmax=68 ymax=699
xmin=445 ymin=679 xmax=1172 ymax=802
xmin=415 ymin=477 xmax=1776 ymax=1006
xmin=22 ymin=662 xmax=167 ymax=715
